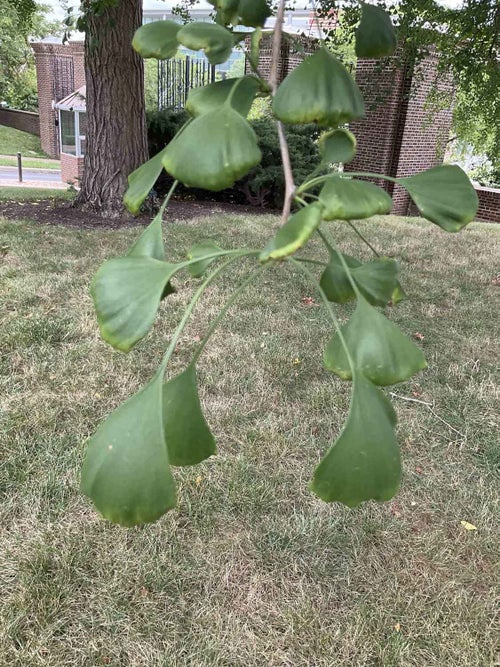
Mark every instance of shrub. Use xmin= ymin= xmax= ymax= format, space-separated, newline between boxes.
xmin=146 ymin=109 xmax=321 ymax=208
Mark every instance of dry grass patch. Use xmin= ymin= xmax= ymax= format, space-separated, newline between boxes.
xmin=0 ymin=213 xmax=498 ymax=666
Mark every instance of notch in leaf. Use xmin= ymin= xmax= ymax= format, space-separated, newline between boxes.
xmin=81 ymin=373 xmax=176 ymax=527
xmin=177 ymin=22 xmax=234 ymax=65
xmin=356 ymin=4 xmax=397 ymax=58
xmin=319 ymin=129 xmax=357 ymax=165
xmin=324 ymin=294 xmax=427 ymax=386
xmin=273 ymin=47 xmax=365 ymax=126
xmin=320 ymin=176 xmax=393 ymax=220
xmin=311 ymin=373 xmax=401 ymax=507
xmin=162 ymin=106 xmax=261 ymax=191
xmin=163 ymin=366 xmax=216 ymax=466
xmin=260 ymin=203 xmax=324 ymax=262
xmin=397 ymin=165 xmax=479 ymax=232
xmin=92 ymin=257 xmax=181 ymax=352
xmin=132 ymin=20 xmax=180 ymax=59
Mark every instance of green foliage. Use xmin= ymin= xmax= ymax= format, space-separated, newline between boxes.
xmin=81 ymin=2 xmax=479 ymax=527
xmin=0 ymin=1 xmax=61 ymax=111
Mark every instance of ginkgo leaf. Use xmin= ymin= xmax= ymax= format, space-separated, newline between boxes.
xmin=398 ymin=165 xmax=478 ymax=232
xmin=320 ymin=254 xmax=399 ymax=306
xmin=260 ymin=203 xmax=324 ymax=261
xmin=132 ymin=20 xmax=180 ymax=59
xmin=324 ymin=295 xmax=427 ymax=385
xmin=187 ymin=240 xmax=224 ymax=277
xmin=124 ymin=147 xmax=168 ymax=215
xmin=162 ymin=106 xmax=261 ymax=190
xmin=319 ymin=128 xmax=357 ymax=164
xmin=177 ymin=22 xmax=234 ymax=65
xmin=186 ymin=76 xmax=260 ymax=118
xmin=320 ymin=177 xmax=393 ymax=220
xmin=163 ymin=365 xmax=216 ymax=466
xmin=273 ymin=48 xmax=365 ymax=126
xmin=236 ymin=0 xmax=272 ymax=27
xmin=92 ymin=257 xmax=181 ymax=352
xmin=81 ymin=373 xmax=176 ymax=527
xmin=356 ymin=3 xmax=397 ymax=58
xmin=311 ymin=372 xmax=401 ymax=506
xmin=128 ymin=212 xmax=165 ymax=262
xmin=351 ymin=257 xmax=399 ymax=306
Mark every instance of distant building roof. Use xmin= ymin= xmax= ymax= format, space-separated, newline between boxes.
xmin=55 ymin=86 xmax=86 ymax=111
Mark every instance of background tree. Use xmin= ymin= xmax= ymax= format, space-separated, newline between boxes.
xmin=0 ymin=1 xmax=61 ymax=110
xmin=317 ymin=0 xmax=500 ymax=182
xmin=67 ymin=0 xmax=149 ymax=217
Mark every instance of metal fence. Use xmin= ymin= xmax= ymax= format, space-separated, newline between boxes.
xmin=158 ymin=56 xmax=217 ymax=110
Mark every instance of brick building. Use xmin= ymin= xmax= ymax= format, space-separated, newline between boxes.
xmin=32 ymin=38 xmax=86 ymax=184
xmin=346 ymin=50 xmax=456 ymax=216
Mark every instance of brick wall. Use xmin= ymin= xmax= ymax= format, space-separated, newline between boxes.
xmin=475 ymin=186 xmax=500 ymax=223
xmin=0 ymin=109 xmax=40 ymax=136
xmin=346 ymin=50 xmax=455 ymax=215
xmin=32 ymin=41 xmax=85 ymax=158
xmin=245 ymin=34 xmax=317 ymax=81
xmin=60 ymin=152 xmax=84 ymax=185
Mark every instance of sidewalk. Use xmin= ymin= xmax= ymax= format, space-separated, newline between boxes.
xmin=0 ymin=178 xmax=69 ymax=190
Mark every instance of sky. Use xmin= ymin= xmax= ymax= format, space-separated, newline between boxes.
xmin=40 ymin=0 xmax=463 ymax=21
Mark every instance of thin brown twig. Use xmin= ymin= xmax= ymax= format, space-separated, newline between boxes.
xmin=270 ymin=0 xmax=295 ymax=225
xmin=389 ymin=392 xmax=465 ymax=438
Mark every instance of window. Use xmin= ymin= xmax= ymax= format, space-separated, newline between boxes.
xmin=59 ymin=110 xmax=86 ymax=157
xmin=60 ymin=110 xmax=76 ymax=155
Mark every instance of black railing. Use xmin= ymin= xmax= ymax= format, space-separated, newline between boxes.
xmin=158 ymin=56 xmax=217 ymax=110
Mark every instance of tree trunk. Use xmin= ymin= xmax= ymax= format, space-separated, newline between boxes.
xmin=76 ymin=0 xmax=148 ymax=218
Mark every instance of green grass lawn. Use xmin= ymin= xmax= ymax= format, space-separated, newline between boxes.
xmin=0 ymin=124 xmax=49 ymax=158
xmin=0 ymin=156 xmax=60 ymax=170
xmin=0 ymin=187 xmax=74 ymax=202
xmin=0 ymin=210 xmax=498 ymax=666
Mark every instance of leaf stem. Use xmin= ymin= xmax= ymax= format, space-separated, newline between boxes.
xmin=346 ymin=220 xmax=380 ymax=257
xmin=297 ymin=171 xmax=399 ymax=195
xmin=191 ymin=264 xmax=268 ymax=365
xmin=316 ymin=227 xmax=334 ymax=254
xmin=158 ymin=256 xmax=243 ymax=376
xmin=270 ymin=0 xmax=296 ymax=225
xmin=159 ymin=179 xmax=179 ymax=221
xmin=288 ymin=258 xmax=355 ymax=373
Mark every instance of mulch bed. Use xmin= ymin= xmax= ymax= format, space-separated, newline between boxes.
xmin=0 ymin=197 xmax=272 ymax=230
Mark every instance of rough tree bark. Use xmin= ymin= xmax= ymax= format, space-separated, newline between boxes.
xmin=76 ymin=0 xmax=148 ymax=218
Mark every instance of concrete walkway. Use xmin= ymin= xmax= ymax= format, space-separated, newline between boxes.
xmin=0 ymin=165 xmax=65 ymax=188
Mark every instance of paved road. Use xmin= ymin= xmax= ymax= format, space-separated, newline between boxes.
xmin=0 ymin=167 xmax=62 ymax=183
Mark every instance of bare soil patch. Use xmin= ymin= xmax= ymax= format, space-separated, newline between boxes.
xmin=0 ymin=197 xmax=270 ymax=229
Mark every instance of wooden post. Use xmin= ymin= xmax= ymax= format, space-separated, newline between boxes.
xmin=17 ymin=152 xmax=23 ymax=183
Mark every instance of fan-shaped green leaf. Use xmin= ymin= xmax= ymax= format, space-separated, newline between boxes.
xmin=324 ymin=295 xmax=427 ymax=385
xmin=81 ymin=374 xmax=176 ymax=527
xmin=321 ymin=254 xmax=399 ymax=306
xmin=128 ymin=213 xmax=165 ymax=262
xmin=352 ymin=257 xmax=399 ymax=307
xmin=162 ymin=106 xmax=261 ymax=191
xmin=186 ymin=76 xmax=260 ymax=118
xmin=92 ymin=257 xmax=181 ymax=352
xmin=397 ymin=165 xmax=479 ymax=232
xmin=356 ymin=3 xmax=397 ymax=58
xmin=273 ymin=48 xmax=365 ymax=126
xmin=132 ymin=20 xmax=180 ymax=59
xmin=177 ymin=22 xmax=234 ymax=65
xmin=210 ymin=0 xmax=239 ymax=25
xmin=319 ymin=129 xmax=357 ymax=164
xmin=163 ymin=366 xmax=216 ymax=466
xmin=187 ymin=240 xmax=224 ymax=277
xmin=320 ymin=252 xmax=362 ymax=303
xmin=320 ymin=177 xmax=393 ymax=220
xmin=312 ymin=373 xmax=400 ymax=506
xmin=124 ymin=147 xmax=168 ymax=215
xmin=236 ymin=0 xmax=272 ymax=27
xmin=260 ymin=203 xmax=324 ymax=261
